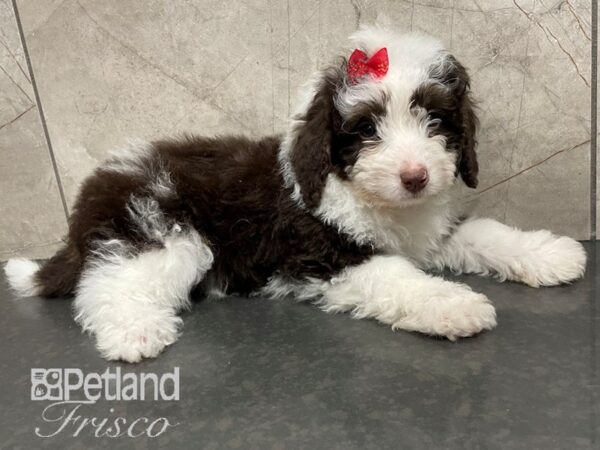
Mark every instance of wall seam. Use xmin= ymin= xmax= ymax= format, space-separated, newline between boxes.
xmin=592 ymin=0 xmax=597 ymax=240
xmin=11 ymin=0 xmax=70 ymax=220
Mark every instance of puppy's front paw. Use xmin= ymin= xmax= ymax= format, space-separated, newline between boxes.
xmin=94 ymin=314 xmax=182 ymax=363
xmin=394 ymin=286 xmax=497 ymax=340
xmin=512 ymin=233 xmax=586 ymax=287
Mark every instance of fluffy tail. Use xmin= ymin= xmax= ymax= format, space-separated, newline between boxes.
xmin=4 ymin=258 xmax=41 ymax=296
xmin=4 ymin=244 xmax=82 ymax=298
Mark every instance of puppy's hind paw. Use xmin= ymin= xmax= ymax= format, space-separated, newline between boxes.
xmin=93 ymin=314 xmax=182 ymax=363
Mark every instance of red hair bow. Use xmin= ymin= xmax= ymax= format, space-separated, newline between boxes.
xmin=347 ymin=47 xmax=389 ymax=84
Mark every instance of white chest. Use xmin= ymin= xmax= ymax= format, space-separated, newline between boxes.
xmin=314 ymin=175 xmax=459 ymax=265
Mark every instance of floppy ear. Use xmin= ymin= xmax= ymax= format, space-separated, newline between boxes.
xmin=458 ymin=90 xmax=479 ymax=188
xmin=288 ymin=69 xmax=341 ymax=209
xmin=440 ymin=56 xmax=479 ymax=188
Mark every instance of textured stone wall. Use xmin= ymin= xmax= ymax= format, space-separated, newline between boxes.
xmin=0 ymin=0 xmax=594 ymax=259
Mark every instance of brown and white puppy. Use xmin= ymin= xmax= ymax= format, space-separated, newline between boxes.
xmin=5 ymin=26 xmax=586 ymax=362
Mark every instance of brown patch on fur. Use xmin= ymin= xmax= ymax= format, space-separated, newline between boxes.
xmin=34 ymin=160 xmax=154 ymax=296
xmin=411 ymin=83 xmax=455 ymax=113
xmin=157 ymin=135 xmax=375 ymax=294
xmin=332 ymin=98 xmax=386 ymax=177
xmin=288 ymin=69 xmax=340 ymax=209
xmin=35 ymin=243 xmax=82 ymax=297
xmin=34 ymin=134 xmax=376 ymax=297
xmin=339 ymin=98 xmax=387 ymax=131
xmin=411 ymin=54 xmax=479 ymax=188
xmin=289 ymin=66 xmax=388 ymax=201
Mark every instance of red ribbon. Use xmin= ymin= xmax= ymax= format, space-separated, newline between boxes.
xmin=347 ymin=47 xmax=389 ymax=84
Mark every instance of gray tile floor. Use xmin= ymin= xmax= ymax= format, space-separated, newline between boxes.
xmin=1 ymin=243 xmax=598 ymax=449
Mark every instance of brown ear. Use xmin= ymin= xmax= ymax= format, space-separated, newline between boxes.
xmin=439 ymin=55 xmax=479 ymax=189
xmin=453 ymin=58 xmax=479 ymax=188
xmin=458 ymin=90 xmax=479 ymax=188
xmin=289 ymin=70 xmax=341 ymax=209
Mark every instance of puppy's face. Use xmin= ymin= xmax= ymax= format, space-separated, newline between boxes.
xmin=281 ymin=29 xmax=478 ymax=211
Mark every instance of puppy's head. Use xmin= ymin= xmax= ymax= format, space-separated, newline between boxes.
xmin=280 ymin=27 xmax=478 ymax=210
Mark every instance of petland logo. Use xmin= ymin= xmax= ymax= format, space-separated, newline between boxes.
xmin=30 ymin=368 xmax=180 ymax=438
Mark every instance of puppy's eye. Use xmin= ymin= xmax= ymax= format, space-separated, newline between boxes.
xmin=426 ymin=112 xmax=444 ymax=137
xmin=427 ymin=111 xmax=443 ymax=123
xmin=356 ymin=120 xmax=377 ymax=139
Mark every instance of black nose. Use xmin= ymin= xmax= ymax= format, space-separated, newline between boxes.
xmin=400 ymin=166 xmax=429 ymax=193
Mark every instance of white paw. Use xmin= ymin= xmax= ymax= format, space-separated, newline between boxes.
xmin=93 ymin=313 xmax=182 ymax=363
xmin=510 ymin=233 xmax=586 ymax=287
xmin=394 ymin=287 xmax=497 ymax=340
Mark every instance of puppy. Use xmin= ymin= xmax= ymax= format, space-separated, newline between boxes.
xmin=4 ymin=26 xmax=586 ymax=362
